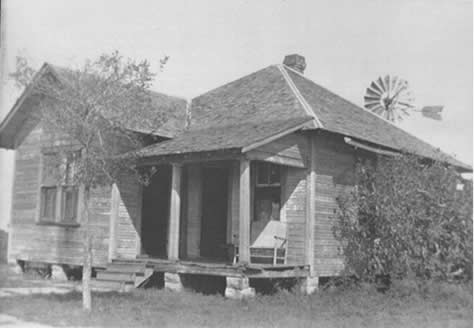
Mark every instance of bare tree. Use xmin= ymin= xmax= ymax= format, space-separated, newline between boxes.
xmin=10 ymin=52 xmax=164 ymax=311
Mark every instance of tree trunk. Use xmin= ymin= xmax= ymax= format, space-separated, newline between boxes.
xmin=82 ymin=187 xmax=92 ymax=311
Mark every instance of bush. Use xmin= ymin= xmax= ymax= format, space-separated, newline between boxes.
xmin=334 ymin=154 xmax=472 ymax=282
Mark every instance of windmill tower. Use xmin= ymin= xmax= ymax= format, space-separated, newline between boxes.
xmin=364 ymin=75 xmax=443 ymax=123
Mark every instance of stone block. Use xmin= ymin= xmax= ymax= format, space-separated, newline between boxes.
xmin=51 ymin=264 xmax=68 ymax=281
xmin=164 ymin=272 xmax=184 ymax=292
xmin=300 ymin=276 xmax=319 ymax=295
xmin=226 ymin=276 xmax=249 ymax=290
xmin=225 ymin=276 xmax=255 ymax=299
xmin=225 ymin=286 xmax=256 ymax=299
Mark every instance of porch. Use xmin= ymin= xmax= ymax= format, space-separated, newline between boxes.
xmin=138 ymin=158 xmax=299 ymax=266
xmin=105 ymin=146 xmax=315 ymax=297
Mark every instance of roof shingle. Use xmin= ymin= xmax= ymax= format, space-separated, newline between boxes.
xmin=284 ymin=66 xmax=471 ymax=170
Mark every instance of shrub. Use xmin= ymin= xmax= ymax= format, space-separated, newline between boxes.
xmin=334 ymin=154 xmax=472 ymax=282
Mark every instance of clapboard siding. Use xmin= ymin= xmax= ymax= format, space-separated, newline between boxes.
xmin=283 ymin=167 xmax=307 ymax=265
xmin=312 ymin=133 xmax=356 ymax=276
xmin=9 ymin=125 xmax=112 ymax=267
xmin=114 ymin=174 xmax=142 ymax=259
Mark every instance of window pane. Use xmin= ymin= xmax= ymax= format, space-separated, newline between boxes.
xmin=40 ymin=187 xmax=56 ymax=220
xmin=269 ymin=165 xmax=280 ymax=185
xmin=62 ymin=187 xmax=78 ymax=221
xmin=256 ymin=163 xmax=269 ymax=185
xmin=42 ymin=154 xmax=60 ymax=186
xmin=65 ymin=152 xmax=80 ymax=185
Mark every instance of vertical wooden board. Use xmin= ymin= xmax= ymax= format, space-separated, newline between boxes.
xmin=305 ymin=136 xmax=315 ymax=274
xmin=168 ymin=164 xmax=182 ymax=260
xmin=230 ymin=162 xmax=240 ymax=244
xmin=108 ymin=184 xmax=119 ymax=262
xmin=186 ymin=165 xmax=202 ymax=258
xmin=238 ymin=160 xmax=251 ymax=263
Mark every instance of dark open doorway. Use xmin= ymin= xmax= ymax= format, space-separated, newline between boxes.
xmin=200 ymin=166 xmax=229 ymax=260
xmin=141 ymin=165 xmax=171 ymax=258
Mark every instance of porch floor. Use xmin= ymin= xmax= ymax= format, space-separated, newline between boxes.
xmin=112 ymin=257 xmax=310 ymax=279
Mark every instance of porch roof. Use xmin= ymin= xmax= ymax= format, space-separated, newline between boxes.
xmin=133 ymin=117 xmax=312 ymax=159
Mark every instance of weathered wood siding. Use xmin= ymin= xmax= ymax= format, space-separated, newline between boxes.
xmin=313 ymin=132 xmax=356 ymax=276
xmin=114 ymin=174 xmax=142 ymax=259
xmin=8 ymin=126 xmax=112 ymax=267
xmin=283 ymin=167 xmax=307 ymax=265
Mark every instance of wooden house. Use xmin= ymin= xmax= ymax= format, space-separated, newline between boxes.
xmin=0 ymin=54 xmax=470 ymax=297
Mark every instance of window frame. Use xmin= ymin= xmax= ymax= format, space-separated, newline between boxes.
xmin=252 ymin=162 xmax=283 ymax=223
xmin=36 ymin=149 xmax=82 ymax=227
xmin=255 ymin=162 xmax=281 ymax=187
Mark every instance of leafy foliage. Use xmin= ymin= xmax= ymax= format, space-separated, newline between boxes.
xmin=10 ymin=52 xmax=166 ymax=310
xmin=335 ymin=154 xmax=472 ymax=282
xmin=11 ymin=52 xmax=162 ymax=187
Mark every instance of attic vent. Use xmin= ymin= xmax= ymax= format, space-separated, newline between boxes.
xmin=283 ymin=54 xmax=306 ymax=74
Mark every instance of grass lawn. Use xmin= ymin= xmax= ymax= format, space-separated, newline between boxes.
xmin=0 ymin=278 xmax=472 ymax=328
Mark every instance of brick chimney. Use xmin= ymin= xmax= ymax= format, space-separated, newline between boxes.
xmin=283 ymin=54 xmax=306 ymax=74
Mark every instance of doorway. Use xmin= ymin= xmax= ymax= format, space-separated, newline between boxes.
xmin=200 ymin=166 xmax=229 ymax=260
xmin=141 ymin=165 xmax=171 ymax=258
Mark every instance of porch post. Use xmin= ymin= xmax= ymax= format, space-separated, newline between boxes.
xmin=238 ymin=159 xmax=251 ymax=264
xmin=168 ymin=164 xmax=182 ymax=260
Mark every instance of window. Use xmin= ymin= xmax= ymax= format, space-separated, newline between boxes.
xmin=251 ymin=162 xmax=283 ymax=243
xmin=254 ymin=162 xmax=281 ymax=222
xmin=40 ymin=186 xmax=57 ymax=220
xmin=256 ymin=162 xmax=280 ymax=187
xmin=39 ymin=151 xmax=80 ymax=225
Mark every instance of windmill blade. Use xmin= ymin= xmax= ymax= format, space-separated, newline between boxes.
xmin=365 ymin=102 xmax=382 ymax=110
xmin=366 ymin=87 xmax=381 ymax=98
xmin=398 ymin=101 xmax=415 ymax=108
xmin=364 ymin=95 xmax=381 ymax=103
xmin=373 ymin=106 xmax=385 ymax=115
xmin=398 ymin=107 xmax=410 ymax=116
xmin=391 ymin=77 xmax=406 ymax=97
xmin=370 ymin=81 xmax=384 ymax=95
xmin=376 ymin=77 xmax=387 ymax=93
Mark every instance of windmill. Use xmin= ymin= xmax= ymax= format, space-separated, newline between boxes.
xmin=364 ymin=74 xmax=443 ymax=123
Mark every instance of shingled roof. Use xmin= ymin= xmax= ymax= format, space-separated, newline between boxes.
xmin=282 ymin=65 xmax=470 ymax=170
xmin=1 ymin=58 xmax=470 ymax=171
xmin=135 ymin=117 xmax=312 ymax=158
xmin=136 ymin=60 xmax=469 ymax=171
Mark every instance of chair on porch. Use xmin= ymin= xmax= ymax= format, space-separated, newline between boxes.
xmin=232 ymin=220 xmax=288 ymax=265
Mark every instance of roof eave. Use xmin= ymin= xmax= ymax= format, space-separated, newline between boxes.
xmin=0 ymin=63 xmax=56 ymax=149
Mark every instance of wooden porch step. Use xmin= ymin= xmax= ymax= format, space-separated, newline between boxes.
xmin=105 ymin=263 xmax=147 ymax=273
xmin=97 ymin=260 xmax=154 ymax=288
xmin=90 ymin=279 xmax=134 ymax=292
xmin=96 ymin=271 xmax=136 ymax=282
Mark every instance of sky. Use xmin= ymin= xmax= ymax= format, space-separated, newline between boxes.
xmin=0 ymin=0 xmax=472 ymax=229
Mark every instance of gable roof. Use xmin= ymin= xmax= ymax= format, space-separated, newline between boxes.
xmin=0 ymin=63 xmax=187 ymax=149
